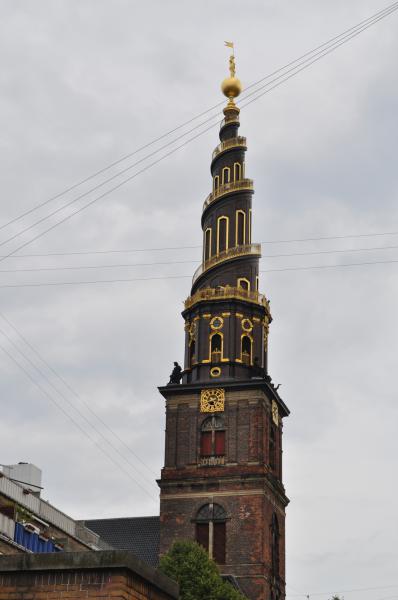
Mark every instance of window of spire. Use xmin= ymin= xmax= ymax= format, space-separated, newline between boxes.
xmin=222 ymin=167 xmax=231 ymax=185
xmin=236 ymin=210 xmax=246 ymax=246
xmin=241 ymin=335 xmax=252 ymax=365
xmin=210 ymin=332 xmax=222 ymax=363
xmin=217 ymin=217 xmax=229 ymax=253
xmin=233 ymin=162 xmax=242 ymax=181
xmin=204 ymin=228 xmax=212 ymax=262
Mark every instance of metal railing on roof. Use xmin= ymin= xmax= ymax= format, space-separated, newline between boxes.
xmin=192 ymin=243 xmax=261 ymax=285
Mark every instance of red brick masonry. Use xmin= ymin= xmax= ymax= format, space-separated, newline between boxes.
xmin=0 ymin=550 xmax=178 ymax=600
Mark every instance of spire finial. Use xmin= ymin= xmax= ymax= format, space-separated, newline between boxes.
xmin=221 ymin=41 xmax=242 ymax=108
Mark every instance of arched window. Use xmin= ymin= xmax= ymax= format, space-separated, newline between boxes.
xmin=236 ymin=210 xmax=246 ymax=246
xmin=241 ymin=335 xmax=252 ymax=365
xmin=270 ymin=513 xmax=280 ymax=577
xmin=195 ymin=503 xmax=227 ymax=564
xmin=238 ymin=277 xmax=250 ymax=291
xmin=248 ymin=208 xmax=252 ymax=243
xmin=213 ymin=175 xmax=220 ymax=192
xmin=204 ymin=228 xmax=212 ymax=262
xmin=217 ymin=217 xmax=229 ymax=253
xmin=222 ymin=167 xmax=231 ymax=185
xmin=210 ymin=333 xmax=222 ymax=363
xmin=269 ymin=423 xmax=276 ymax=470
xmin=233 ymin=162 xmax=242 ymax=181
xmin=189 ymin=340 xmax=196 ymax=367
xmin=200 ymin=415 xmax=225 ymax=457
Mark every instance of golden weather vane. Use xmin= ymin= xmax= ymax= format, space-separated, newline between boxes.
xmin=221 ymin=41 xmax=242 ymax=106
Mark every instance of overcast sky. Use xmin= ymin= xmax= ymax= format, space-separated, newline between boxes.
xmin=0 ymin=1 xmax=397 ymax=598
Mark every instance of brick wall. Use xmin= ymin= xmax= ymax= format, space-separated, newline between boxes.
xmin=0 ymin=551 xmax=178 ymax=600
xmin=159 ymin=386 xmax=288 ymax=600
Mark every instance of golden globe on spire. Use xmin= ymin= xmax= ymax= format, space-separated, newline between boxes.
xmin=221 ymin=41 xmax=242 ymax=107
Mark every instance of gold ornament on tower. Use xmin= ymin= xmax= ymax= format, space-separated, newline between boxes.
xmin=221 ymin=41 xmax=242 ymax=107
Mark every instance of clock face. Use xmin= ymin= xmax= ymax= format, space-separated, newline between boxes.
xmin=200 ymin=388 xmax=225 ymax=413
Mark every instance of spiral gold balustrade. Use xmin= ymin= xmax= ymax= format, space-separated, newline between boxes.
xmin=212 ymin=136 xmax=247 ymax=160
xmin=184 ymin=284 xmax=270 ymax=311
xmin=203 ymin=178 xmax=254 ymax=210
xmin=192 ymin=243 xmax=261 ymax=284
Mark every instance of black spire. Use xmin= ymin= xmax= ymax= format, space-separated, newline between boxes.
xmin=181 ymin=62 xmax=272 ymax=385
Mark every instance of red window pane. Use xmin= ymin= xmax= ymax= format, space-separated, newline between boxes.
xmin=200 ymin=432 xmax=212 ymax=456
xmin=215 ymin=431 xmax=225 ymax=455
xmin=213 ymin=522 xmax=226 ymax=564
xmin=196 ymin=523 xmax=209 ymax=551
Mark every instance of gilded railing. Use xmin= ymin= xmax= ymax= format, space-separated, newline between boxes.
xmin=184 ymin=285 xmax=270 ymax=311
xmin=203 ymin=178 xmax=253 ymax=210
xmin=192 ymin=243 xmax=261 ymax=284
xmin=212 ymin=136 xmax=247 ymax=160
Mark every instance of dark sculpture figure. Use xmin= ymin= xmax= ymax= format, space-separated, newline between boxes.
xmin=168 ymin=361 xmax=182 ymax=385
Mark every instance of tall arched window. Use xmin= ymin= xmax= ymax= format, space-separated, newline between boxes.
xmin=237 ymin=277 xmax=250 ymax=291
xmin=222 ymin=167 xmax=231 ymax=184
xmin=241 ymin=335 xmax=252 ymax=365
xmin=210 ymin=333 xmax=222 ymax=363
xmin=189 ymin=340 xmax=196 ymax=367
xmin=270 ymin=513 xmax=280 ymax=578
xmin=236 ymin=210 xmax=246 ymax=246
xmin=195 ymin=503 xmax=227 ymax=564
xmin=204 ymin=228 xmax=212 ymax=262
xmin=269 ymin=423 xmax=276 ymax=470
xmin=200 ymin=415 xmax=225 ymax=457
xmin=217 ymin=217 xmax=229 ymax=254
xmin=213 ymin=175 xmax=220 ymax=192
xmin=233 ymin=162 xmax=242 ymax=181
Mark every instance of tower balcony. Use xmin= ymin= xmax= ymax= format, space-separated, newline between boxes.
xmin=184 ymin=284 xmax=270 ymax=311
xmin=212 ymin=136 xmax=247 ymax=160
xmin=192 ymin=243 xmax=261 ymax=285
xmin=203 ymin=178 xmax=254 ymax=211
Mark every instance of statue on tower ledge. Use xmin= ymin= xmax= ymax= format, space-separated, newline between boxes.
xmin=168 ymin=361 xmax=182 ymax=385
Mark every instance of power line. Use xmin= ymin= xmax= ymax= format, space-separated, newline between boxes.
xmin=0 ymin=324 xmax=157 ymax=492
xmin=0 ymin=342 xmax=157 ymax=501
xmin=0 ymin=256 xmax=397 ymax=289
xmin=0 ymin=242 xmax=397 ymax=273
xmin=2 ymin=0 xmax=396 ymax=236
xmin=1 ymin=228 xmax=398 ymax=260
xmin=0 ymin=310 xmax=158 ymax=479
xmin=1 ymin=4 xmax=397 ymax=265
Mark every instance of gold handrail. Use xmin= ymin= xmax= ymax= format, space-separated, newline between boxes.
xmin=192 ymin=243 xmax=261 ymax=284
xmin=184 ymin=285 xmax=270 ymax=312
xmin=212 ymin=136 xmax=247 ymax=160
xmin=203 ymin=178 xmax=253 ymax=210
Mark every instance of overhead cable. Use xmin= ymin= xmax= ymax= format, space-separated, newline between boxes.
xmin=0 ymin=3 xmax=397 ymax=265
xmin=1 ymin=0 xmax=397 ymax=236
xmin=0 ymin=342 xmax=157 ymax=501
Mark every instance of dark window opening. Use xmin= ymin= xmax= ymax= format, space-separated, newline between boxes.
xmin=211 ymin=333 xmax=222 ymax=363
xmin=269 ymin=425 xmax=276 ymax=470
xmin=218 ymin=219 xmax=228 ymax=253
xmin=189 ymin=340 xmax=196 ymax=367
xmin=241 ymin=335 xmax=252 ymax=365
xmin=205 ymin=229 xmax=211 ymax=262
xmin=236 ymin=212 xmax=245 ymax=246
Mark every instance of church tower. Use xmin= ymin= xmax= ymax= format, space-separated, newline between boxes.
xmin=158 ymin=48 xmax=290 ymax=600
